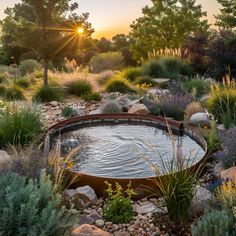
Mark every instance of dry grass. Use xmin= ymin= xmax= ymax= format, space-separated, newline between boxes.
xmin=185 ymin=101 xmax=205 ymax=119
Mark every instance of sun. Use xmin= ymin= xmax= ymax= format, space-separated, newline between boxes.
xmin=77 ymin=27 xmax=84 ymax=34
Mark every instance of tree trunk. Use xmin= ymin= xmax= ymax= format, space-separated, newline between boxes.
xmin=43 ymin=59 xmax=48 ymax=87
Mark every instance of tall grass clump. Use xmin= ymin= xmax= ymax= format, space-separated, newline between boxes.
xmin=207 ymin=75 xmax=236 ymax=128
xmin=18 ymin=59 xmax=42 ymax=75
xmin=142 ymin=60 xmax=167 ymax=78
xmin=97 ymin=70 xmax=115 ymax=85
xmin=106 ymin=77 xmax=132 ymax=93
xmin=4 ymin=85 xmax=25 ymax=101
xmin=122 ymin=67 xmax=142 ymax=82
xmin=67 ymin=80 xmax=92 ymax=97
xmin=0 ymin=105 xmax=43 ymax=147
xmin=150 ymin=133 xmax=202 ymax=223
xmin=14 ymin=77 xmax=31 ymax=88
xmin=0 ymin=171 xmax=76 ymax=236
xmin=185 ymin=101 xmax=205 ymax=119
xmin=89 ymin=52 xmax=124 ymax=73
xmin=34 ymin=85 xmax=63 ymax=102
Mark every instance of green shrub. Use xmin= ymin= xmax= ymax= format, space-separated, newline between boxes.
xmin=34 ymin=86 xmax=63 ymax=102
xmin=34 ymin=70 xmax=44 ymax=78
xmin=191 ymin=209 xmax=235 ymax=236
xmin=123 ymin=67 xmax=142 ymax=82
xmin=0 ymin=73 xmax=8 ymax=83
xmin=159 ymin=57 xmax=192 ymax=77
xmin=183 ymin=77 xmax=208 ymax=97
xmin=18 ymin=59 xmax=42 ymax=76
xmin=135 ymin=76 xmax=156 ymax=87
xmin=67 ymin=80 xmax=92 ymax=97
xmin=0 ymin=65 xmax=18 ymax=75
xmin=142 ymin=60 xmax=167 ymax=78
xmin=0 ymin=85 xmax=6 ymax=97
xmin=89 ymin=52 xmax=124 ymax=73
xmin=5 ymin=85 xmax=25 ymax=101
xmin=205 ymin=122 xmax=220 ymax=151
xmin=102 ymin=101 xmax=122 ymax=114
xmin=0 ymin=105 xmax=43 ymax=147
xmin=0 ymin=171 xmax=76 ymax=236
xmin=81 ymin=92 xmax=101 ymax=102
xmin=103 ymin=181 xmax=135 ymax=224
xmin=14 ymin=77 xmax=31 ymax=88
xmin=106 ymin=78 xmax=132 ymax=93
xmin=62 ymin=106 xmax=76 ymax=118
xmin=208 ymin=84 xmax=236 ymax=127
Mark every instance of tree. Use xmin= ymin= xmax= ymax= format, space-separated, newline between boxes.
xmin=215 ymin=0 xmax=236 ymax=30
xmin=1 ymin=0 xmax=93 ymax=86
xmin=129 ymin=0 xmax=209 ymax=60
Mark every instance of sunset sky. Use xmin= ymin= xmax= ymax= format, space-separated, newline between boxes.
xmin=0 ymin=0 xmax=221 ymax=39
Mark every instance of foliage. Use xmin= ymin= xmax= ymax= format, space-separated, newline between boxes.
xmin=216 ymin=128 xmax=236 ymax=168
xmin=0 ymin=104 xmax=43 ymax=147
xmin=207 ymin=77 xmax=236 ymax=128
xmin=142 ymin=60 xmax=167 ymax=78
xmin=215 ymin=0 xmax=236 ymax=30
xmin=182 ymin=76 xmax=208 ymax=97
xmin=0 ymin=86 xmax=7 ymax=97
xmin=102 ymin=181 xmax=136 ymax=223
xmin=141 ymin=96 xmax=162 ymax=115
xmin=130 ymin=0 xmax=209 ymax=60
xmin=159 ymin=94 xmax=192 ymax=120
xmin=184 ymin=101 xmax=205 ymax=118
xmin=67 ymin=80 xmax=92 ymax=97
xmin=62 ymin=106 xmax=76 ymax=118
xmin=1 ymin=1 xmax=94 ymax=86
xmin=106 ymin=77 xmax=132 ymax=93
xmin=89 ymin=52 xmax=124 ymax=73
xmin=97 ymin=70 xmax=115 ymax=85
xmin=5 ymin=85 xmax=25 ymax=101
xmin=102 ymin=101 xmax=122 ymax=114
xmin=151 ymin=146 xmax=201 ymax=224
xmin=205 ymin=122 xmax=220 ymax=151
xmin=34 ymin=86 xmax=63 ymax=102
xmin=158 ymin=57 xmax=192 ymax=79
xmin=0 ymin=171 xmax=76 ymax=236
xmin=14 ymin=77 xmax=31 ymax=88
xmin=81 ymin=92 xmax=101 ymax=102
xmin=0 ymin=73 xmax=8 ymax=84
xmin=122 ymin=67 xmax=142 ymax=82
xmin=0 ymin=65 xmax=17 ymax=76
xmin=18 ymin=59 xmax=42 ymax=76
xmin=135 ymin=76 xmax=155 ymax=87
xmin=191 ymin=209 xmax=235 ymax=236
xmin=208 ymin=30 xmax=236 ymax=78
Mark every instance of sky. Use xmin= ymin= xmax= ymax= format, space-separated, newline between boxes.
xmin=0 ymin=0 xmax=221 ymax=39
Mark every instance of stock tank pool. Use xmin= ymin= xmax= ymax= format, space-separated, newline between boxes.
xmin=60 ymin=124 xmax=205 ymax=178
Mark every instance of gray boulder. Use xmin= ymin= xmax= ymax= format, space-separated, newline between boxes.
xmin=189 ymin=112 xmax=212 ymax=127
xmin=128 ymin=104 xmax=149 ymax=115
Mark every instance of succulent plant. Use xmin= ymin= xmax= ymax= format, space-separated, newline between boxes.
xmin=102 ymin=101 xmax=122 ymax=114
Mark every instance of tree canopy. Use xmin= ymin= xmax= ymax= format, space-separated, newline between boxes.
xmin=129 ymin=0 xmax=209 ymax=61
xmin=215 ymin=0 xmax=236 ymax=30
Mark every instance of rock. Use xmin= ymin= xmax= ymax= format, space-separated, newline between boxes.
xmin=190 ymin=185 xmax=214 ymax=216
xmin=76 ymin=186 xmax=98 ymax=206
xmin=71 ymin=224 xmax=111 ymax=236
xmin=89 ymin=108 xmax=102 ymax=115
xmin=128 ymin=104 xmax=149 ymax=115
xmin=0 ymin=150 xmax=11 ymax=170
xmin=78 ymin=215 xmax=94 ymax=225
xmin=116 ymin=95 xmax=132 ymax=111
xmin=213 ymin=162 xmax=224 ymax=178
xmin=217 ymin=124 xmax=225 ymax=131
xmin=114 ymin=232 xmax=130 ymax=236
xmin=189 ymin=112 xmax=212 ymax=128
xmin=134 ymin=201 xmax=158 ymax=214
xmin=50 ymin=101 xmax=59 ymax=107
xmin=221 ymin=166 xmax=236 ymax=183
xmin=74 ymin=107 xmax=85 ymax=116
xmin=95 ymin=219 xmax=105 ymax=227
xmin=89 ymin=213 xmax=103 ymax=221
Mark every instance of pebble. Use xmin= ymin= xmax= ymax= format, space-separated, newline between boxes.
xmin=95 ymin=219 xmax=105 ymax=227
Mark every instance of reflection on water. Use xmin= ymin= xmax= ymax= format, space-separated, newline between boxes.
xmin=60 ymin=124 xmax=205 ymax=178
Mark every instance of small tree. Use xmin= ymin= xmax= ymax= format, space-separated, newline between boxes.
xmin=1 ymin=0 xmax=93 ymax=86
xmin=129 ymin=0 xmax=209 ymax=60
xmin=215 ymin=0 xmax=236 ymax=30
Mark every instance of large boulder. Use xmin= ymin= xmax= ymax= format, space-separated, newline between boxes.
xmin=189 ymin=112 xmax=212 ymax=128
xmin=128 ymin=104 xmax=149 ymax=115
xmin=115 ymin=95 xmax=132 ymax=112
xmin=71 ymin=224 xmax=111 ymax=236
xmin=74 ymin=107 xmax=86 ymax=116
xmin=89 ymin=108 xmax=102 ymax=115
xmin=65 ymin=185 xmax=98 ymax=209
xmin=221 ymin=166 xmax=236 ymax=183
xmin=190 ymin=185 xmax=214 ymax=217
xmin=0 ymin=150 xmax=11 ymax=170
